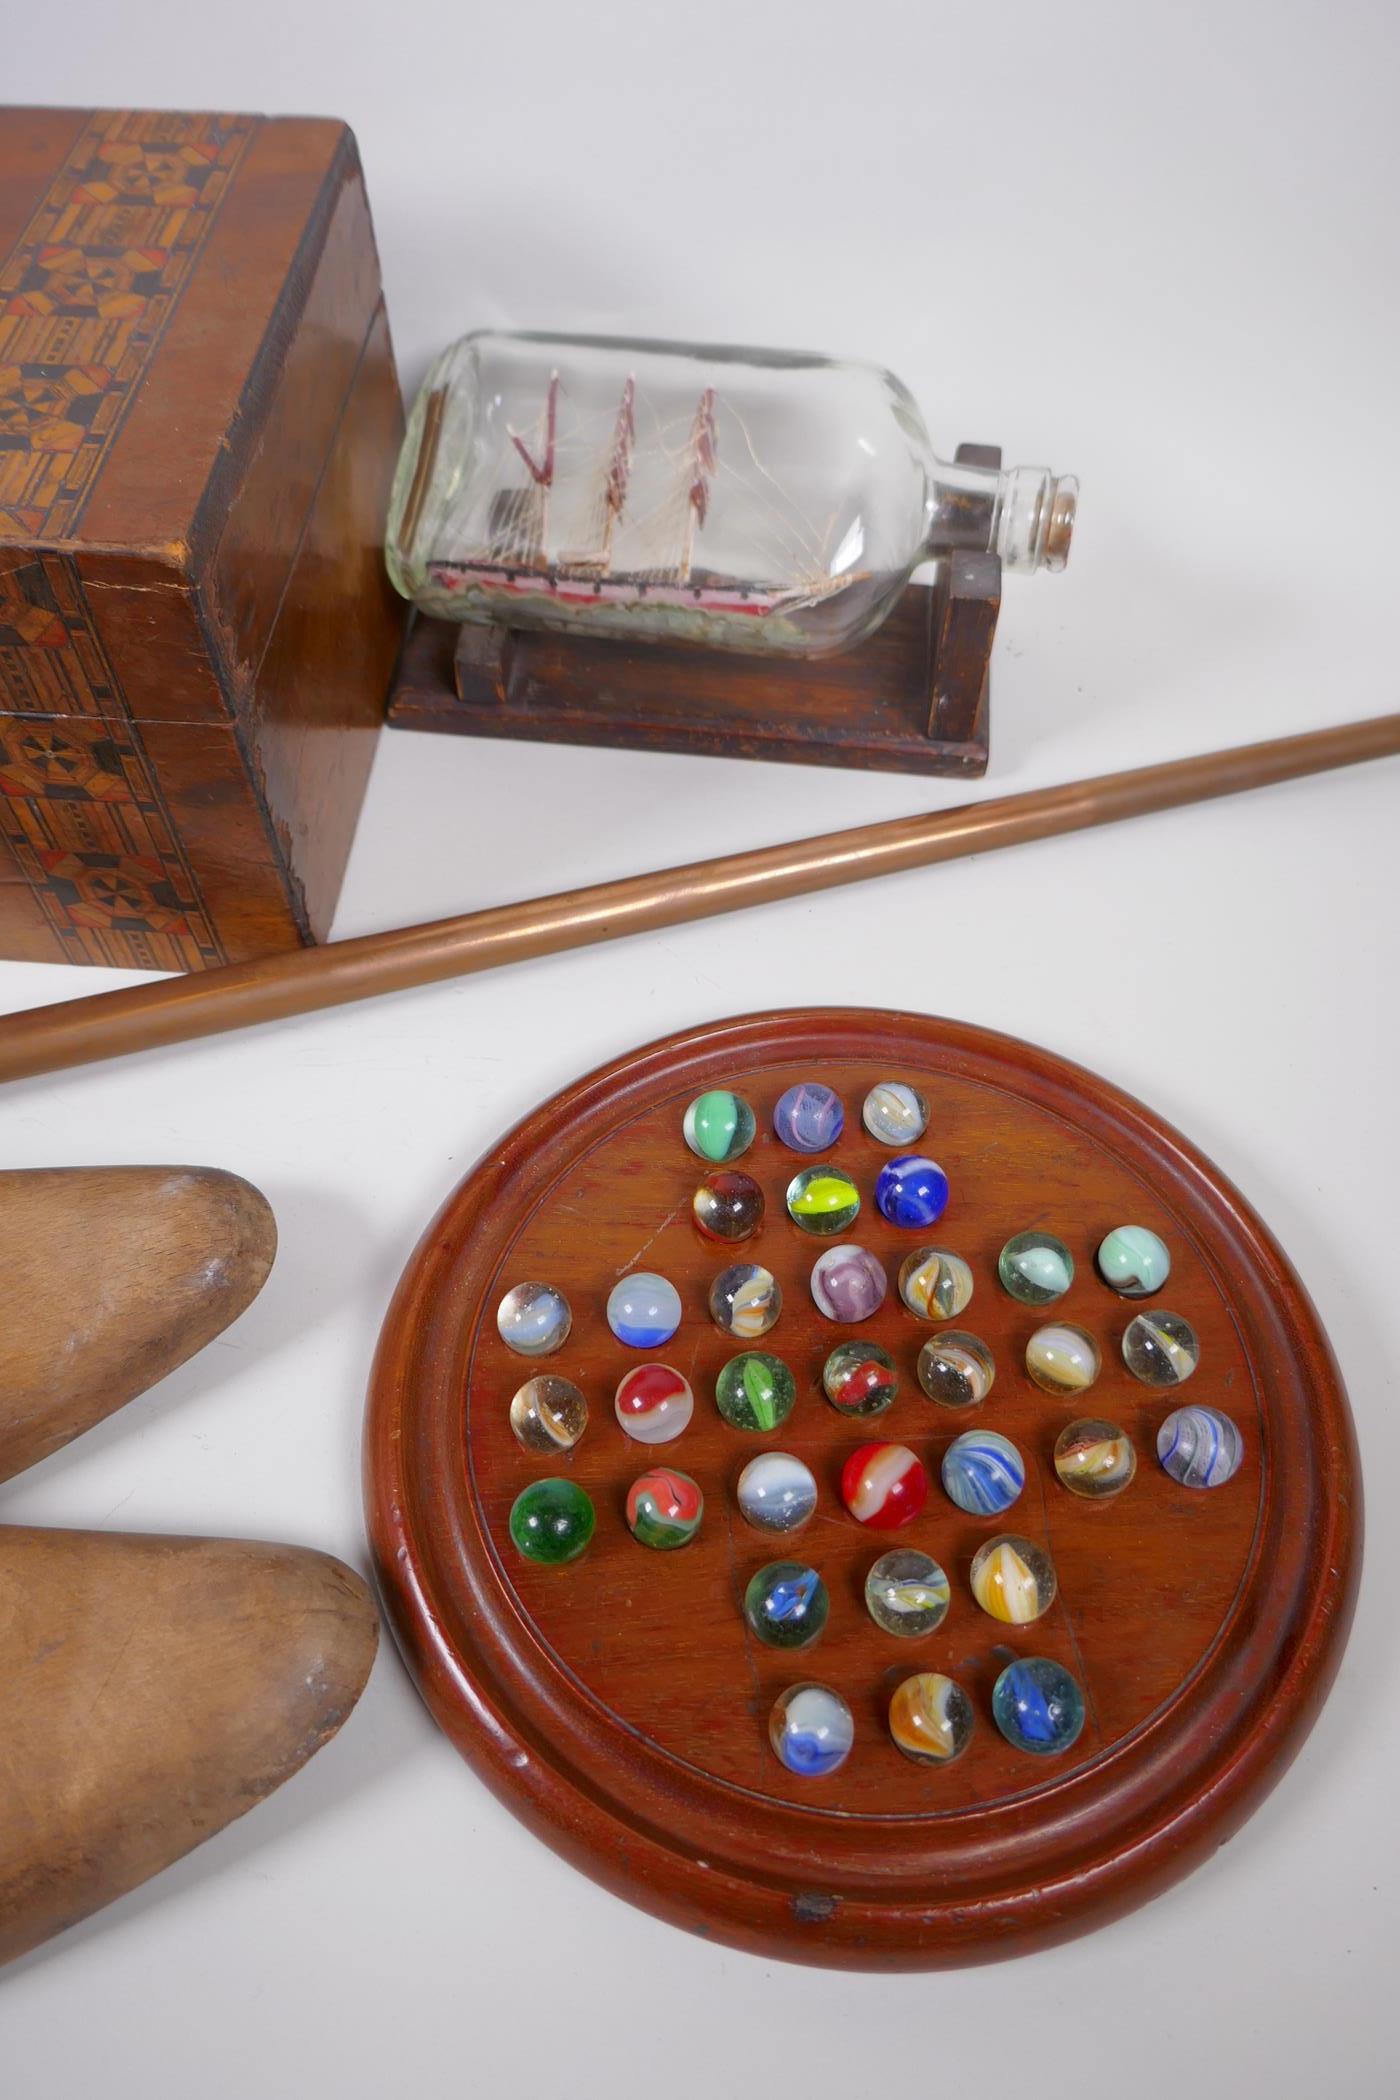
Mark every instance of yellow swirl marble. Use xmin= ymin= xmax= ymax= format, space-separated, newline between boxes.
xmin=969 ymin=1534 xmax=1057 ymax=1624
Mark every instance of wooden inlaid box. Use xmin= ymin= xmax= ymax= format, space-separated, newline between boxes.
xmin=0 ymin=107 xmax=406 ymax=970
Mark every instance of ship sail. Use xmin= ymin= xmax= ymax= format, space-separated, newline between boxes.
xmin=494 ymin=371 xmax=558 ymax=568
xmin=679 ymin=387 xmax=716 ymax=582
xmin=560 ymin=377 xmax=636 ymax=573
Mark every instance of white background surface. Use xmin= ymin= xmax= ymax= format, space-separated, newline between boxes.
xmin=2 ymin=2 xmax=1397 ymax=2091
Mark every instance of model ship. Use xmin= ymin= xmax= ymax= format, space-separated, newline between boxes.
xmin=387 ymin=330 xmax=1077 ymax=657
xmin=424 ymin=370 xmax=858 ymax=626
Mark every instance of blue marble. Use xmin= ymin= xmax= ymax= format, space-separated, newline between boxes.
xmin=773 ymin=1082 xmax=844 ymax=1154
xmin=874 ymin=1153 xmax=949 ymax=1230
xmin=1157 ymin=1405 xmax=1243 ymax=1488
xmin=992 ymin=1657 xmax=1086 ymax=1755
xmin=606 ymin=1271 xmax=682 ymax=1349
xmin=743 ymin=1560 xmax=829 ymax=1648
xmin=769 ymin=1684 xmax=854 ymax=1776
xmin=940 ymin=1430 xmax=1025 ymax=1515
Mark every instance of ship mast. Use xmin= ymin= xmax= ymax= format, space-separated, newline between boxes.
xmin=600 ymin=375 xmax=636 ymax=570
xmin=505 ymin=370 xmax=559 ymax=566
xmin=678 ymin=386 xmax=717 ymax=582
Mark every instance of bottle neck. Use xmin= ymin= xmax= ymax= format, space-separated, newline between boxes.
xmin=925 ymin=459 xmax=1077 ymax=573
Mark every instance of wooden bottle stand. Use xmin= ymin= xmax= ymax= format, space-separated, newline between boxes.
xmin=386 ymin=445 xmax=1002 ymax=777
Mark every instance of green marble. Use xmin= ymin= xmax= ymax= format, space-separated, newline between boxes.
xmin=682 ymin=1088 xmax=756 ymax=1163
xmin=716 ymin=1350 xmax=796 ymax=1432
xmin=508 ymin=1478 xmax=596 ymax=1565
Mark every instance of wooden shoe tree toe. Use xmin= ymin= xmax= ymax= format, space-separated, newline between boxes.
xmin=0 ymin=1166 xmax=277 ymax=1484
xmin=0 ymin=1525 xmax=379 ymax=1965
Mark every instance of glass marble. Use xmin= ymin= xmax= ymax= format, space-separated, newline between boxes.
xmin=840 ymin=1441 xmax=928 ymax=1528
xmin=822 ymin=1340 xmax=897 ymax=1417
xmin=874 ymin=1153 xmax=949 ymax=1230
xmin=997 ymin=1230 xmax=1074 ymax=1305
xmin=898 ymin=1246 xmax=973 ymax=1322
xmin=1122 ymin=1309 xmax=1200 ymax=1387
xmin=1157 ymin=1405 xmax=1243 ymax=1488
xmin=1025 ymin=1322 xmax=1101 ymax=1396
xmin=709 ymin=1262 xmax=782 ymax=1339
xmin=508 ymin=1478 xmax=595 ymax=1564
xmin=861 ymin=1080 xmax=929 ymax=1148
xmin=941 ymin=1430 xmax=1025 ymax=1516
xmin=744 ymin=1560 xmax=829 ymax=1648
xmin=992 ymin=1656 xmax=1085 ymax=1755
xmin=916 ymin=1329 xmax=995 ymax=1409
xmin=1054 ymin=1417 xmax=1136 ymax=1499
xmin=606 ymin=1271 xmax=683 ymax=1349
xmin=810 ymin=1243 xmax=888 ymax=1322
xmin=769 ymin=1683 xmax=853 ymax=1776
xmin=683 ymin=1087 xmax=756 ymax=1163
xmin=614 ymin=1363 xmax=694 ymax=1443
xmin=970 ymin=1533 xmax=1057 ymax=1623
xmin=736 ymin=1451 xmax=818 ymax=1534
xmin=785 ymin=1165 xmax=861 ymax=1236
xmin=773 ymin=1081 xmax=844 ymax=1154
xmin=509 ymin=1374 xmax=588 ymax=1455
xmin=1096 ymin=1223 xmax=1170 ymax=1298
xmin=888 ymin=1672 xmax=974 ymax=1765
xmin=715 ymin=1350 xmax=796 ymax=1432
xmin=692 ymin=1169 xmax=765 ymax=1243
xmin=625 ymin=1466 xmax=703 ymax=1549
xmin=496 ymin=1280 xmax=572 ymax=1358
xmin=864 ymin=1548 xmax=950 ymax=1637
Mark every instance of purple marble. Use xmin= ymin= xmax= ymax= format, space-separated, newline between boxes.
xmin=810 ymin=1243 xmax=887 ymax=1323
xmin=773 ymin=1082 xmax=844 ymax=1154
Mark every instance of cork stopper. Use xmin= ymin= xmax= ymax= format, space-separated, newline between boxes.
xmin=996 ymin=467 xmax=1079 ymax=574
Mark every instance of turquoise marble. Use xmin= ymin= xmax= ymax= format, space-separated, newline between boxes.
xmin=1096 ymin=1224 xmax=1170 ymax=1298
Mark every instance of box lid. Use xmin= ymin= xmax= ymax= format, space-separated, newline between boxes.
xmin=0 ymin=107 xmax=360 ymax=562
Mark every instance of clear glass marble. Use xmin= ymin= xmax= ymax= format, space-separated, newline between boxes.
xmin=509 ymin=1375 xmax=588 ymax=1455
xmin=387 ymin=331 xmax=1077 ymax=657
xmin=1123 ymin=1310 xmax=1200 ymax=1388
xmin=916 ymin=1329 xmax=995 ymax=1408
xmin=864 ymin=1548 xmax=950 ymax=1637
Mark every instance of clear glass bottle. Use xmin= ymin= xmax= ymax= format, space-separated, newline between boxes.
xmin=386 ymin=330 xmax=1077 ymax=658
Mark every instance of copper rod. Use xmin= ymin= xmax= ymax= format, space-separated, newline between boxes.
xmin=1 ymin=712 xmax=1396 ymax=1086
